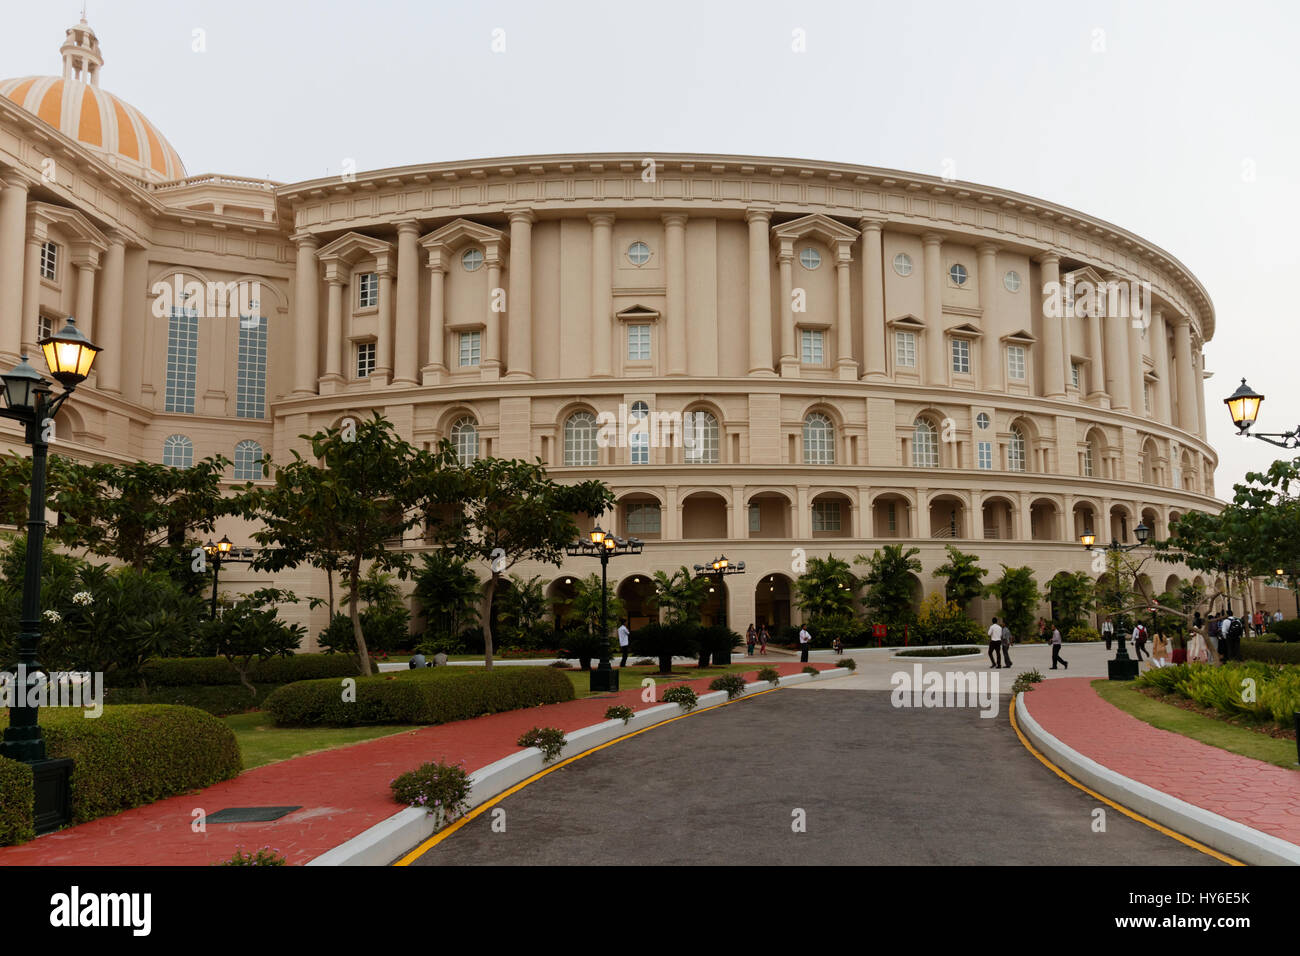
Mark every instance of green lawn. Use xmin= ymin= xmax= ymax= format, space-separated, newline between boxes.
xmin=223 ymin=711 xmax=415 ymax=770
xmin=1093 ymin=679 xmax=1300 ymax=772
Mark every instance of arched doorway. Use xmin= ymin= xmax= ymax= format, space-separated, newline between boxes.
xmin=700 ymin=577 xmax=729 ymax=628
xmin=616 ymin=574 xmax=656 ymax=630
xmin=755 ymin=573 xmax=792 ymax=631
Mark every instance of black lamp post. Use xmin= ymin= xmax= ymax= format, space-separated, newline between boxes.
xmin=202 ymin=536 xmax=256 ymax=618
xmin=693 ymin=556 xmax=745 ymax=664
xmin=1080 ymin=520 xmax=1150 ymax=680
xmin=0 ymin=318 xmax=101 ymax=834
xmin=564 ymin=527 xmax=642 ymax=693
xmin=1224 ymin=378 xmax=1299 ymax=448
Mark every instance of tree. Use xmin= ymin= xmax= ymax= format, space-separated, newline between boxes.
xmin=242 ymin=414 xmax=446 ymax=676
xmin=1046 ymin=571 xmax=1095 ymax=633
xmin=412 ymin=550 xmax=481 ymax=645
xmin=198 ymin=587 xmax=305 ymax=696
xmin=986 ymin=566 xmax=1039 ymax=639
xmin=562 ymin=572 xmax=625 ymax=668
xmin=435 ymin=456 xmax=613 ymax=668
xmin=794 ymin=555 xmax=856 ymax=622
xmin=931 ymin=545 xmax=988 ymax=611
xmin=856 ymin=544 xmax=922 ymax=622
xmin=496 ymin=574 xmax=548 ymax=649
xmin=649 ymin=566 xmax=710 ymax=625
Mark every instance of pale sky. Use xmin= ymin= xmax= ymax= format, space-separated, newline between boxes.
xmin=4 ymin=0 xmax=1298 ymax=496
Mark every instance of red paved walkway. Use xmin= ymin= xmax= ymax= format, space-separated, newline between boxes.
xmin=0 ymin=662 xmax=822 ymax=866
xmin=1023 ymin=678 xmax=1300 ymax=847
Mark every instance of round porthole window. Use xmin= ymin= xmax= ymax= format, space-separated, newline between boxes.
xmin=976 ymin=412 xmax=990 ymax=430
xmin=627 ymin=241 xmax=651 ymax=266
xmin=893 ymin=253 xmax=913 ymax=277
xmin=800 ymin=247 xmax=822 ymax=270
xmin=1004 ymin=270 xmax=1021 ymax=292
xmin=461 ymin=248 xmax=484 ymax=272
xmin=949 ymin=263 xmax=968 ymax=286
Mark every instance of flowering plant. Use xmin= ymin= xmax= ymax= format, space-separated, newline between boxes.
xmin=390 ymin=759 xmax=472 ymax=826
xmin=72 ymin=591 xmax=94 ymax=606
xmin=42 ymin=609 xmax=62 ymax=625
xmin=220 ymin=845 xmax=286 ymax=866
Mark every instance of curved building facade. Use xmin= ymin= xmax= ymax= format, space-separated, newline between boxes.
xmin=0 ymin=21 xmax=1220 ymax=642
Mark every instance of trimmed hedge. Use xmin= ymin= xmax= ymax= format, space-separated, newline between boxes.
xmin=106 ymin=654 xmax=362 ymax=688
xmin=1266 ymin=619 xmax=1300 ymax=643
xmin=0 ymin=756 xmax=34 ymax=845
xmin=105 ymin=683 xmax=285 ymax=716
xmin=1242 ymin=641 xmax=1300 ymax=665
xmin=265 ymin=666 xmax=575 ymax=727
xmin=0 ymin=705 xmax=241 ymax=830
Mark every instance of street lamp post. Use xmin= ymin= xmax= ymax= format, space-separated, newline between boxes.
xmin=1224 ymin=378 xmax=1299 ymax=448
xmin=693 ymin=556 xmax=745 ymax=665
xmin=564 ymin=527 xmax=642 ymax=693
xmin=0 ymin=318 xmax=102 ymax=833
xmin=1080 ymin=520 xmax=1150 ymax=680
xmin=201 ymin=536 xmax=255 ymax=619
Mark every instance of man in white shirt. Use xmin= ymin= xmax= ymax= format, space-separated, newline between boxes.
xmin=617 ymin=618 xmax=631 ymax=667
xmin=1275 ymin=610 xmax=1285 ymax=625
xmin=798 ymin=625 xmax=812 ymax=663
xmin=1101 ymin=619 xmax=1114 ymax=650
xmin=987 ymin=617 xmax=1003 ymax=669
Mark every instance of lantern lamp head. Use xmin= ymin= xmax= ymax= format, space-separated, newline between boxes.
xmin=1224 ymin=378 xmax=1263 ymax=431
xmin=39 ymin=317 xmax=101 ymax=388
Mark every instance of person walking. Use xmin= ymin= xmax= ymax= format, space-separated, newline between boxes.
xmin=1225 ymin=614 xmax=1244 ymax=662
xmin=1000 ymin=623 xmax=1013 ymax=668
xmin=1101 ymin=618 xmax=1114 ymax=651
xmin=617 ymin=618 xmax=631 ymax=667
xmin=1274 ymin=609 xmax=1284 ymax=625
xmin=1132 ymin=622 xmax=1148 ymax=661
xmin=987 ymin=617 xmax=1003 ymax=669
xmin=745 ymin=623 xmax=757 ymax=657
xmin=798 ymin=624 xmax=812 ymax=663
xmin=759 ymin=624 xmax=769 ymax=656
xmin=1050 ymin=622 xmax=1068 ymax=670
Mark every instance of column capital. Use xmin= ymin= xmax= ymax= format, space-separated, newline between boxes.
xmin=921 ymin=231 xmax=944 ymax=247
xmin=745 ymin=205 xmax=774 ymax=224
xmin=505 ymin=207 xmax=537 ymax=225
xmin=103 ymin=229 xmax=127 ymax=249
xmin=394 ymin=219 xmax=421 ymax=236
xmin=289 ymin=231 xmax=319 ymax=249
xmin=0 ymin=170 xmax=34 ymax=191
xmin=975 ymin=241 xmax=1000 ymax=256
xmin=1034 ymin=249 xmax=1062 ymax=266
xmin=661 ymin=212 xmax=688 ymax=227
xmin=858 ymin=217 xmax=885 ymax=233
xmin=587 ymin=212 xmax=615 ymax=227
xmin=776 ymin=248 xmax=794 ymax=264
xmin=1167 ymin=311 xmax=1191 ymax=328
xmin=834 ymin=241 xmax=854 ymax=265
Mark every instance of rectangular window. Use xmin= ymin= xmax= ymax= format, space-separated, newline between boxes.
xmin=39 ymin=242 xmax=58 ymax=282
xmin=236 ymin=315 xmax=267 ymax=419
xmin=748 ymin=503 xmax=761 ymax=533
xmin=887 ymin=502 xmax=897 ymax=533
xmin=812 ymin=500 xmax=841 ymax=532
xmin=37 ymin=314 xmax=53 ymax=341
xmin=951 ymin=338 xmax=970 ymax=374
xmin=801 ymin=329 xmax=824 ymax=365
xmin=356 ymin=341 xmax=376 ymax=378
xmin=1071 ymin=363 xmax=1081 ymax=389
xmin=630 ymin=429 xmax=649 ymax=465
xmin=459 ymin=331 xmax=481 ymax=367
xmin=895 ymin=331 xmax=916 ymax=368
xmin=1144 ymin=383 xmax=1151 ymax=412
xmin=626 ymin=502 xmax=661 ymax=534
xmin=357 ymin=272 xmax=378 ymax=309
xmin=164 ymin=308 xmax=198 ymax=413
xmin=1173 ymin=467 xmax=1182 ymax=490
xmin=1083 ymin=446 xmax=1094 ymax=477
xmin=627 ymin=323 xmax=650 ymax=361
xmin=1007 ymin=344 xmax=1026 ymax=380
xmin=977 ymin=440 xmax=993 ymax=470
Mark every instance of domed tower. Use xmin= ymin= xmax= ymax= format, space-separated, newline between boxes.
xmin=0 ymin=17 xmax=186 ymax=183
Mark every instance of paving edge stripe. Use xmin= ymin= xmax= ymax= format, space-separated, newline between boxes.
xmin=1015 ymin=690 xmax=1300 ymax=866
xmin=305 ymin=667 xmax=847 ymax=866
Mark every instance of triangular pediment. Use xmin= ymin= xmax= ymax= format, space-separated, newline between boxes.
xmin=420 ymin=218 xmax=505 ymax=252
xmin=28 ymin=202 xmax=107 ymax=249
xmin=771 ymin=213 xmax=861 ymax=244
xmin=888 ymin=313 xmax=925 ymax=329
xmin=317 ymin=231 xmax=395 ymax=264
xmin=1001 ymin=328 xmax=1037 ymax=343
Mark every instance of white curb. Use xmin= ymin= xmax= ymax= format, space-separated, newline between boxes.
xmin=1015 ymin=691 xmax=1300 ymax=866
xmin=306 ymin=667 xmax=849 ymax=866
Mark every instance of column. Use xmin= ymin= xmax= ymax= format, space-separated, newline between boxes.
xmin=976 ymin=242 xmax=1000 ymax=392
xmin=506 ymin=209 xmax=535 ymax=380
xmin=20 ymin=235 xmax=40 ymax=359
xmin=729 ymin=486 xmax=745 ymax=540
xmin=746 ymin=207 xmax=775 ymax=376
xmin=1151 ymin=308 xmax=1171 ymax=424
xmin=1128 ymin=305 xmax=1145 ymax=416
xmin=777 ymin=244 xmax=795 ymax=375
xmin=392 ymin=220 xmax=420 ymax=386
xmin=291 ymin=233 xmax=320 ymax=396
xmin=921 ymin=233 xmax=944 ymax=385
xmin=915 ymin=490 xmax=931 ymax=539
xmin=589 ymin=214 xmax=613 ymax=377
xmin=0 ymin=173 xmax=32 ymax=364
xmin=1172 ymin=316 xmax=1198 ymax=434
xmin=664 ymin=486 xmax=680 ymax=540
xmin=860 ymin=219 xmax=887 ymax=381
xmin=483 ymin=247 xmax=503 ymax=379
xmin=796 ymin=485 xmax=811 ymax=539
xmin=1194 ymin=347 xmax=1208 ymax=440
xmin=1038 ymin=252 xmax=1065 ymax=397
xmin=1103 ymin=286 xmax=1132 ymax=411
xmin=834 ymin=240 xmax=856 ymax=380
xmin=321 ymin=272 xmax=345 ymax=385
xmin=72 ymin=256 xmax=98 ymax=346
xmin=422 ymin=252 xmax=446 ymax=384
xmin=374 ymin=265 xmax=395 ymax=386
xmin=96 ymin=235 xmax=125 ymax=393
xmin=1087 ymin=309 xmax=1107 ymax=406
xmin=663 ymin=214 xmax=687 ymax=376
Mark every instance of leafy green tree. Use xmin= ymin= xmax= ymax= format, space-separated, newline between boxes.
xmin=567 ymin=572 xmax=626 ymax=638
xmin=649 ymin=565 xmax=710 ymax=625
xmin=986 ymin=566 xmax=1039 ymax=639
xmin=412 ymin=550 xmax=481 ymax=644
xmin=198 ymin=587 xmax=304 ymax=696
xmin=434 ymin=456 xmax=613 ymax=668
xmin=1046 ymin=571 xmax=1095 ymax=633
xmin=496 ymin=574 xmax=548 ymax=649
xmin=794 ymin=555 xmax=857 ymax=622
xmin=856 ymin=544 xmax=922 ymax=622
xmin=932 ymin=545 xmax=988 ymax=611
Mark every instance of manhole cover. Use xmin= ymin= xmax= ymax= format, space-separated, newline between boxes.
xmin=205 ymin=806 xmax=302 ymax=823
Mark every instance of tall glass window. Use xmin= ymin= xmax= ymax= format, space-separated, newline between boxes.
xmin=563 ymin=411 xmax=599 ymax=467
xmin=164 ymin=307 xmax=198 ymax=413
xmin=977 ymin=440 xmax=993 ymax=470
xmin=801 ymin=329 xmax=824 ymax=365
xmin=683 ymin=410 xmax=719 ymax=464
xmin=951 ymin=338 xmax=970 ymax=374
xmin=895 ymin=331 xmax=917 ymax=368
xmin=451 ymin=418 xmax=478 ymax=465
xmin=630 ymin=401 xmax=649 ymax=465
xmin=1007 ymin=344 xmax=1026 ymax=380
xmin=1008 ymin=427 xmax=1027 ymax=472
xmin=459 ymin=331 xmax=481 ymax=367
xmin=233 ymin=439 xmax=264 ymax=480
xmin=627 ymin=324 xmax=650 ymax=361
xmin=803 ymin=413 xmax=835 ymax=464
xmin=912 ymin=418 xmax=938 ymax=468
xmin=162 ymin=434 xmax=193 ymax=468
xmin=812 ymin=500 xmax=841 ymax=532
xmin=236 ymin=315 xmax=267 ymax=418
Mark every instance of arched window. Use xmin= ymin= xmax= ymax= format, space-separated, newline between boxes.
xmin=233 ymin=440 xmax=264 ymax=481
xmin=450 ymin=418 xmax=479 ymax=466
xmin=803 ymin=413 xmax=835 ymax=465
xmin=912 ymin=418 xmax=938 ymax=468
xmin=162 ymin=434 xmax=193 ymax=468
xmin=563 ymin=411 xmax=599 ymax=467
xmin=684 ymin=410 xmax=719 ymax=464
xmin=629 ymin=401 xmax=650 ymax=465
xmin=1008 ymin=426 xmax=1027 ymax=472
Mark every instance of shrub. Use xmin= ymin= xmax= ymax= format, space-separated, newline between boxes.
xmin=709 ymin=673 xmax=747 ymax=699
xmin=1066 ymin=626 xmax=1101 ymax=643
xmin=605 ymin=704 xmax=634 ymax=724
xmin=804 ymin=617 xmax=855 ymax=650
xmin=836 ymin=658 xmax=857 ymax=671
xmin=220 ymin=846 xmax=286 ymax=866
xmin=106 ymin=654 xmax=361 ymax=688
xmin=1267 ymin=619 xmax=1300 ymax=643
xmin=1018 ymin=668 xmax=1045 ymax=684
xmin=0 ymin=756 xmax=34 ymax=845
xmin=757 ymin=666 xmax=781 ymax=685
xmin=662 ymin=685 xmax=698 ymax=711
xmin=390 ymin=759 xmax=472 ymax=822
xmin=1011 ymin=676 xmax=1036 ymax=695
xmin=1242 ymin=641 xmax=1300 ymax=666
xmin=629 ymin=622 xmax=699 ymax=674
xmin=105 ymin=682 xmax=284 ymax=716
xmin=802 ymin=665 xmax=819 ymax=675
xmin=1137 ymin=661 xmax=1300 ymax=728
xmin=697 ymin=625 xmax=743 ymax=660
xmin=633 ymin=658 xmax=655 ymax=667
xmin=895 ymin=646 xmax=980 ymax=657
xmin=913 ymin=594 xmax=985 ymax=646
xmin=318 ymin=606 xmax=410 ymax=657
xmin=0 ymin=705 xmax=242 ymax=826
xmin=559 ymin=628 xmax=616 ymax=669
xmin=518 ymin=726 xmax=567 ymax=764
xmin=264 ymin=666 xmax=575 ymax=726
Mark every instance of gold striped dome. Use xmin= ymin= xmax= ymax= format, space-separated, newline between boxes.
xmin=0 ymin=19 xmax=185 ymax=184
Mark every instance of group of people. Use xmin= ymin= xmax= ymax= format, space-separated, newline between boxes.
xmin=744 ymin=624 xmax=771 ymax=657
xmin=986 ymin=617 xmax=1069 ymax=670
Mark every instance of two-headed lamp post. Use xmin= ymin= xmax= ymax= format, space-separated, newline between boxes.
xmin=565 ymin=526 xmax=642 ymax=693
xmin=1080 ymin=520 xmax=1150 ymax=681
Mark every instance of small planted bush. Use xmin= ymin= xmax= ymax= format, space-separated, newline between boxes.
xmin=836 ymin=658 xmax=857 ymax=671
xmin=605 ymin=704 xmax=634 ymax=724
xmin=1019 ymin=669 xmax=1045 ymax=684
xmin=518 ymin=727 xmax=567 ymax=764
xmin=802 ymin=665 xmax=819 ymax=675
xmin=709 ymin=673 xmax=747 ymax=700
xmin=390 ymin=759 xmax=473 ymax=822
xmin=757 ymin=666 xmax=781 ymax=686
xmin=0 ymin=756 xmax=34 ymax=846
xmin=220 ymin=846 xmax=287 ymax=866
xmin=663 ymin=685 xmax=698 ymax=711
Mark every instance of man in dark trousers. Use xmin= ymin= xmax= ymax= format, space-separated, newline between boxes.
xmin=986 ymin=617 xmax=1003 ymax=669
xmin=1050 ymin=621 xmax=1068 ymax=670
xmin=798 ymin=624 xmax=812 ymax=662
xmin=617 ymin=618 xmax=631 ymax=667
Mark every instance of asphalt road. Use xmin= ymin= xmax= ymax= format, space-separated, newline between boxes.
xmin=409 ymin=687 xmax=1222 ymax=866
